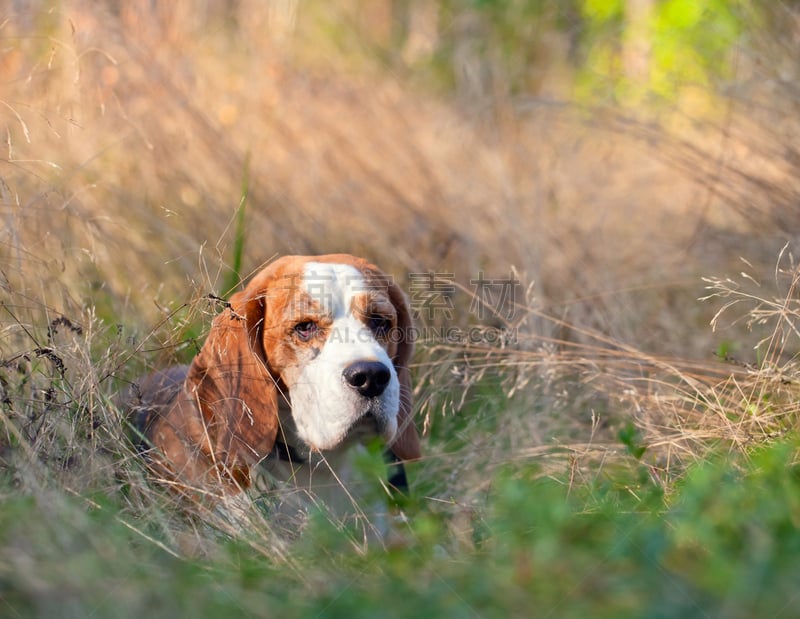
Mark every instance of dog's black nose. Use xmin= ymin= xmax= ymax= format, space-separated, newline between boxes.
xmin=343 ymin=360 xmax=391 ymax=398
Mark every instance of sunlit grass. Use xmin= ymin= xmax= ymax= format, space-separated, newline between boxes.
xmin=2 ymin=1 xmax=800 ymax=617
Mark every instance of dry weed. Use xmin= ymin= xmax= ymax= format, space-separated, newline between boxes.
xmin=2 ymin=1 xmax=800 ymax=558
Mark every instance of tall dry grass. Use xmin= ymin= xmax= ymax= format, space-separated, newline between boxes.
xmin=3 ymin=1 xmax=746 ymax=344
xmin=2 ymin=0 xmax=800 ymax=557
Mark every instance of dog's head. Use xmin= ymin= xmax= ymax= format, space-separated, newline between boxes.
xmin=188 ymin=254 xmax=419 ymax=471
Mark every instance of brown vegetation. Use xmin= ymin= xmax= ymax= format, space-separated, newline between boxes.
xmin=2 ymin=1 xmax=800 ymax=546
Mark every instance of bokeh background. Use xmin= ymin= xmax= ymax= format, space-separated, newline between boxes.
xmin=5 ymin=0 xmax=797 ymax=359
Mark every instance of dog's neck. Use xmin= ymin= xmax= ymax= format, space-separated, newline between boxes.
xmin=270 ymin=397 xmax=374 ymax=467
xmin=263 ymin=399 xmax=358 ymax=483
xmin=255 ymin=399 xmax=382 ymax=518
xmin=219 ymin=398 xmax=407 ymax=544
xmin=272 ymin=398 xmax=309 ymax=462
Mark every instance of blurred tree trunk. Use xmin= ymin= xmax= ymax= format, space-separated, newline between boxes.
xmin=623 ymin=0 xmax=654 ymax=83
xmin=391 ymin=0 xmax=410 ymax=50
xmin=389 ymin=0 xmax=439 ymax=65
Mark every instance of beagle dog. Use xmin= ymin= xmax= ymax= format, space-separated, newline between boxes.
xmin=129 ymin=254 xmax=420 ymax=515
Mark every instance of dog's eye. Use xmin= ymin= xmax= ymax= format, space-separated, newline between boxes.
xmin=368 ymin=315 xmax=392 ymax=337
xmin=293 ymin=320 xmax=319 ymax=341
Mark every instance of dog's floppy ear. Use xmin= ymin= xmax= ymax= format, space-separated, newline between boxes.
xmin=186 ymin=278 xmax=280 ymax=487
xmin=386 ymin=278 xmax=421 ymax=462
